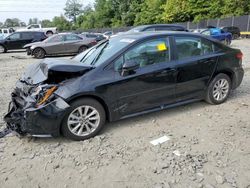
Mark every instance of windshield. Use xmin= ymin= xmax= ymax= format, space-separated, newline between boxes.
xmin=73 ymin=37 xmax=134 ymax=67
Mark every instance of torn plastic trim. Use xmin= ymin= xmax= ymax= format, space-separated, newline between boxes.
xmin=3 ymin=94 xmax=70 ymax=138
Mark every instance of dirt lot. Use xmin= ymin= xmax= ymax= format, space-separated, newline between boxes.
xmin=0 ymin=40 xmax=250 ymax=188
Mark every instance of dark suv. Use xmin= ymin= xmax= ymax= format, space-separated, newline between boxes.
xmin=221 ymin=26 xmax=241 ymax=39
xmin=0 ymin=31 xmax=47 ymax=53
xmin=127 ymin=24 xmax=188 ymax=33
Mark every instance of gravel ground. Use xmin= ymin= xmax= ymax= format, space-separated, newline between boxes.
xmin=0 ymin=39 xmax=250 ymax=188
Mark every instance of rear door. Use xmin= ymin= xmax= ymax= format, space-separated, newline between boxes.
xmin=44 ymin=35 xmax=65 ymax=54
xmin=112 ymin=37 xmax=177 ymax=116
xmin=173 ymin=36 xmax=218 ymax=101
xmin=21 ymin=32 xmax=34 ymax=47
xmin=63 ymin=34 xmax=83 ymax=53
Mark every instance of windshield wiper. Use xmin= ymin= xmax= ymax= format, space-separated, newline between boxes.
xmin=91 ymin=41 xmax=109 ymax=65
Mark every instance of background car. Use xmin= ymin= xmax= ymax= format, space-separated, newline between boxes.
xmin=80 ymin=33 xmax=106 ymax=42
xmin=0 ymin=28 xmax=15 ymax=39
xmin=126 ymin=24 xmax=188 ymax=33
xmin=0 ymin=31 xmax=47 ymax=53
xmin=4 ymin=32 xmax=244 ymax=140
xmin=221 ymin=26 xmax=241 ymax=39
xmin=24 ymin=33 xmax=97 ymax=58
xmin=201 ymin=28 xmax=232 ymax=45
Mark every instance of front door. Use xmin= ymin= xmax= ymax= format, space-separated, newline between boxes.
xmin=5 ymin=33 xmax=22 ymax=50
xmin=113 ymin=37 xmax=177 ymax=117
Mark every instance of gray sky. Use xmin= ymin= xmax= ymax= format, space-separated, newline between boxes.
xmin=0 ymin=0 xmax=94 ymax=23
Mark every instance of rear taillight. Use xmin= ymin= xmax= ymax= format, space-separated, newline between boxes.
xmin=236 ymin=52 xmax=243 ymax=60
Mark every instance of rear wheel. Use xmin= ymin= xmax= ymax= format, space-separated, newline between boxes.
xmin=233 ymin=34 xmax=239 ymax=40
xmin=33 ymin=48 xmax=45 ymax=59
xmin=78 ymin=46 xmax=88 ymax=53
xmin=46 ymin=31 xmax=53 ymax=36
xmin=61 ymin=98 xmax=106 ymax=141
xmin=0 ymin=45 xmax=6 ymax=53
xmin=205 ymin=73 xmax=231 ymax=105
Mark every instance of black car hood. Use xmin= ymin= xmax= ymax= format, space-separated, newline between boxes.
xmin=20 ymin=58 xmax=93 ymax=85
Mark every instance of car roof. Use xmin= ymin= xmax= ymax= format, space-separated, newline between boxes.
xmin=113 ymin=31 xmax=208 ymax=40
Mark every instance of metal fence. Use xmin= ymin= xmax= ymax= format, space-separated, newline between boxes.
xmin=83 ymin=15 xmax=250 ymax=33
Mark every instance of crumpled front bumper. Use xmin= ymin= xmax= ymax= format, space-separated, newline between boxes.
xmin=4 ymin=93 xmax=70 ymax=137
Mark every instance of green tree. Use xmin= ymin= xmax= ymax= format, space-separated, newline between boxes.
xmin=40 ymin=20 xmax=53 ymax=27
xmin=222 ymin=0 xmax=250 ymax=17
xmin=64 ymin=0 xmax=83 ymax=23
xmin=4 ymin=18 xmax=21 ymax=27
xmin=28 ymin=18 xmax=39 ymax=25
xmin=52 ymin=15 xmax=72 ymax=31
xmin=134 ymin=0 xmax=165 ymax=25
xmin=161 ymin=0 xmax=191 ymax=23
xmin=77 ymin=5 xmax=96 ymax=29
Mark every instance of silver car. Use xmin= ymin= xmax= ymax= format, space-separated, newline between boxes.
xmin=24 ymin=33 xmax=97 ymax=58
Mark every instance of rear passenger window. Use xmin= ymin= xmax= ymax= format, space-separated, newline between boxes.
xmin=175 ymin=37 xmax=216 ymax=59
xmin=124 ymin=38 xmax=170 ymax=68
xmin=175 ymin=37 xmax=202 ymax=59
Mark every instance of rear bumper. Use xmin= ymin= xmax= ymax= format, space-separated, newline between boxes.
xmin=232 ymin=67 xmax=244 ymax=89
xmin=4 ymin=94 xmax=69 ymax=137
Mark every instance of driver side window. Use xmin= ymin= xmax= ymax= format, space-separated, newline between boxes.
xmin=9 ymin=33 xmax=21 ymax=40
xmin=115 ymin=38 xmax=170 ymax=71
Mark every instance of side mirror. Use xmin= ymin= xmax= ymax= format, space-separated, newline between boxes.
xmin=121 ymin=60 xmax=139 ymax=76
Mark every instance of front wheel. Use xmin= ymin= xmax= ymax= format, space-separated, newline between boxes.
xmin=78 ymin=46 xmax=88 ymax=53
xmin=33 ymin=48 xmax=45 ymax=59
xmin=0 ymin=45 xmax=6 ymax=53
xmin=205 ymin=73 xmax=231 ymax=105
xmin=61 ymin=98 xmax=106 ymax=141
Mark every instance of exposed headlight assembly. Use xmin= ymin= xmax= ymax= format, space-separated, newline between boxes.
xmin=31 ymin=85 xmax=58 ymax=106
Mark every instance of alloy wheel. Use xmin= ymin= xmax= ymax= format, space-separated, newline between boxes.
xmin=212 ymin=78 xmax=229 ymax=101
xmin=67 ymin=105 xmax=100 ymax=137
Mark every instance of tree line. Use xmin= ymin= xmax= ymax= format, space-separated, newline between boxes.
xmin=1 ymin=0 xmax=250 ymax=31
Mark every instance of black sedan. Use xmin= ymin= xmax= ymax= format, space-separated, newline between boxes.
xmin=3 ymin=32 xmax=244 ymax=140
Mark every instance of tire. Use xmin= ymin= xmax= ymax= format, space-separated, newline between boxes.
xmin=223 ymin=38 xmax=230 ymax=46
xmin=61 ymin=98 xmax=106 ymax=141
xmin=0 ymin=45 xmax=7 ymax=53
xmin=33 ymin=48 xmax=46 ymax=59
xmin=233 ymin=34 xmax=239 ymax=40
xmin=46 ymin=31 xmax=53 ymax=36
xmin=205 ymin=73 xmax=231 ymax=105
xmin=78 ymin=46 xmax=88 ymax=53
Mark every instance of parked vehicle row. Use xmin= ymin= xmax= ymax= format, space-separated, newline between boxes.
xmin=3 ymin=31 xmax=244 ymax=140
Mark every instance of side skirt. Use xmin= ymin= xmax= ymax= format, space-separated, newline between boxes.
xmin=120 ymin=98 xmax=201 ymax=120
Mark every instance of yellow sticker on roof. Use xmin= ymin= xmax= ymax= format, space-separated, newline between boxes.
xmin=157 ymin=43 xmax=167 ymax=51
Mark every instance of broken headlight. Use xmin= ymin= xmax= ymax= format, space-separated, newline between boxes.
xmin=31 ymin=85 xmax=57 ymax=106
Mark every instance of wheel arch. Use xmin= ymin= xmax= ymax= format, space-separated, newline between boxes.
xmin=32 ymin=47 xmax=47 ymax=55
xmin=67 ymin=94 xmax=111 ymax=122
xmin=212 ymin=69 xmax=235 ymax=88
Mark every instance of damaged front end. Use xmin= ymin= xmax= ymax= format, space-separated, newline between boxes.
xmin=1 ymin=58 xmax=93 ymax=138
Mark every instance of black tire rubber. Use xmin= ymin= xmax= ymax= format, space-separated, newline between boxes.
xmin=61 ymin=98 xmax=106 ymax=141
xmin=233 ymin=34 xmax=239 ymax=40
xmin=78 ymin=46 xmax=88 ymax=53
xmin=0 ymin=45 xmax=7 ymax=53
xmin=205 ymin=73 xmax=231 ymax=105
xmin=33 ymin=48 xmax=46 ymax=59
xmin=46 ymin=31 xmax=53 ymax=36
